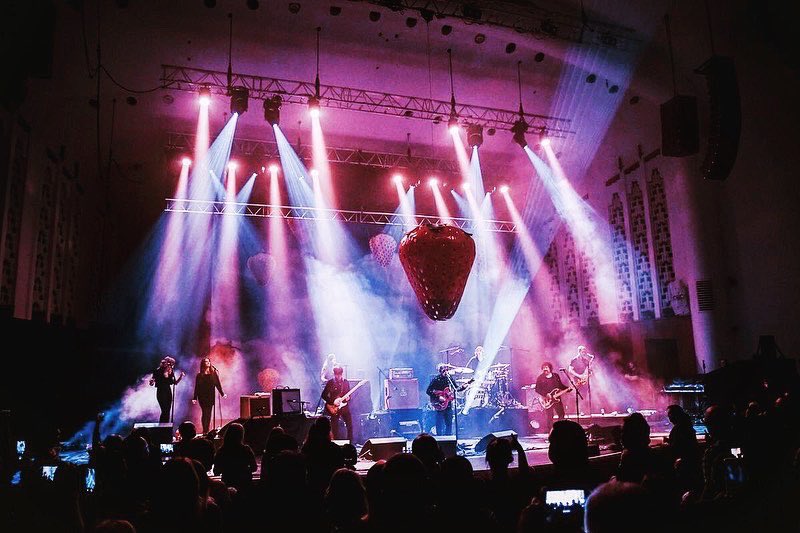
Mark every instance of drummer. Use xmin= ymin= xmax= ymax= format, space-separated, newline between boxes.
xmin=466 ymin=345 xmax=484 ymax=373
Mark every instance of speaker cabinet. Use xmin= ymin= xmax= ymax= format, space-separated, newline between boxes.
xmin=660 ymin=94 xmax=699 ymax=157
xmin=133 ymin=422 xmax=174 ymax=445
xmin=240 ymin=394 xmax=272 ymax=418
xmin=361 ymin=437 xmax=407 ymax=461
xmin=347 ymin=379 xmax=374 ymax=415
xmin=384 ymin=379 xmax=419 ymax=409
xmin=434 ymin=435 xmax=458 ymax=458
xmin=272 ymin=388 xmax=302 ymax=415
xmin=696 ymin=55 xmax=741 ymax=180
xmin=474 ymin=429 xmax=517 ymax=454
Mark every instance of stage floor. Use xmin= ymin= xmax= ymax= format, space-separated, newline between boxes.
xmin=60 ymin=424 xmax=705 ymax=479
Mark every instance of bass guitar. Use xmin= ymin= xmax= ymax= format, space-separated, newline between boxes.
xmin=326 ymin=379 xmax=369 ymax=415
xmin=430 ymin=379 xmax=474 ymax=411
xmin=538 ymin=386 xmax=574 ymax=409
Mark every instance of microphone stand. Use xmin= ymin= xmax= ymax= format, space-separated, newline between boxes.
xmin=560 ymin=369 xmax=583 ymax=427
xmin=377 ymin=366 xmax=387 ymax=410
xmin=445 ymin=371 xmax=462 ymax=455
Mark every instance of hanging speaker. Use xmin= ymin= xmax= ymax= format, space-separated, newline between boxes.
xmin=660 ymin=94 xmax=699 ymax=157
xmin=696 ymin=56 xmax=741 ymax=180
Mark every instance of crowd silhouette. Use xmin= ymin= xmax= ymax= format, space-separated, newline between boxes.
xmin=3 ymin=394 xmax=800 ymax=532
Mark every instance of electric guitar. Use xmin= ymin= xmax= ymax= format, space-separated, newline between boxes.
xmin=538 ymin=386 xmax=574 ymax=409
xmin=430 ymin=379 xmax=474 ymax=411
xmin=326 ymin=379 xmax=368 ymax=415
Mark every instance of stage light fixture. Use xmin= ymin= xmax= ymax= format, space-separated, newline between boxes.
xmin=229 ymin=86 xmax=249 ymax=115
xmin=307 ymin=95 xmax=320 ymax=117
xmin=268 ymin=164 xmax=279 ymax=174
xmin=198 ymin=85 xmax=212 ymax=106
xmin=487 ymin=127 xmax=496 ymax=136
xmin=505 ymin=42 xmax=516 ymax=54
xmin=420 ymin=9 xmax=434 ymax=22
xmin=429 ymin=178 xmax=438 ymax=187
xmin=609 ymin=84 xmax=619 ymax=94
xmin=203 ymin=0 xmax=216 ymax=7
xmin=448 ymin=115 xmax=460 ymax=133
xmin=629 ymin=95 xmax=640 ymax=105
xmin=288 ymin=2 xmax=300 ymax=14
xmin=511 ymin=119 xmax=528 ymax=148
xmin=228 ymin=161 xmax=238 ymax=171
xmin=369 ymin=11 xmax=381 ymax=22
xmin=474 ymin=33 xmax=485 ymax=44
xmin=263 ymin=94 xmax=282 ymax=125
xmin=406 ymin=17 xmax=417 ymax=28
xmin=586 ymin=73 xmax=597 ymax=84
xmin=330 ymin=6 xmax=341 ymax=16
xmin=540 ymin=137 xmax=551 ymax=147
xmin=467 ymin=124 xmax=483 ymax=148
xmin=310 ymin=169 xmax=319 ymax=179
xmin=441 ymin=25 xmax=452 ymax=36
xmin=535 ymin=52 xmax=545 ymax=62
xmin=182 ymin=157 xmax=192 ymax=166
xmin=462 ymin=182 xmax=470 ymax=190
xmin=246 ymin=0 xmax=259 ymax=9
xmin=393 ymin=174 xmax=404 ymax=184
xmin=500 ymin=185 xmax=509 ymax=194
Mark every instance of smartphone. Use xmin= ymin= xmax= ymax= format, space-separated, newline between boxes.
xmin=545 ymin=488 xmax=586 ymax=513
xmin=16 ymin=440 xmax=26 ymax=457
xmin=42 ymin=465 xmax=58 ymax=481
xmin=160 ymin=443 xmax=174 ymax=455
xmin=85 ymin=468 xmax=96 ymax=493
xmin=730 ymin=447 xmax=742 ymax=458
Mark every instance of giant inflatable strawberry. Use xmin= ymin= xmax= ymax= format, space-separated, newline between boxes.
xmin=398 ymin=223 xmax=476 ymax=320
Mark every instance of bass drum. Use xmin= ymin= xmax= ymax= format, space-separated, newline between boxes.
xmin=463 ymin=387 xmax=488 ymax=409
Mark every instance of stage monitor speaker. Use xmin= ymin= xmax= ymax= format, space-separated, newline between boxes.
xmin=434 ymin=435 xmax=458 ymax=458
xmin=133 ymin=422 xmax=173 ymax=445
xmin=240 ymin=394 xmax=272 ymax=418
xmin=272 ymin=388 xmax=302 ymax=415
xmin=660 ymin=94 xmax=699 ymax=157
xmin=360 ymin=437 xmax=406 ymax=461
xmin=474 ymin=429 xmax=517 ymax=455
xmin=384 ymin=379 xmax=419 ymax=409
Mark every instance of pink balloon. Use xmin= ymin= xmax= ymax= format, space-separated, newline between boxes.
xmin=369 ymin=233 xmax=397 ymax=268
xmin=247 ymin=252 xmax=275 ymax=286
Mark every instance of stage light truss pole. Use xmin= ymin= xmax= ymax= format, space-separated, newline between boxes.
xmin=164 ymin=198 xmax=518 ymax=234
xmin=166 ymin=131 xmax=513 ymax=175
xmin=160 ymin=65 xmax=574 ymax=137
xmin=359 ymin=0 xmax=639 ymax=51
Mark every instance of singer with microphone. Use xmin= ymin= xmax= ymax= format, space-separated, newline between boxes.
xmin=192 ymin=357 xmax=226 ymax=435
xmin=150 ymin=356 xmax=185 ymax=423
xmin=567 ymin=345 xmax=595 ymax=415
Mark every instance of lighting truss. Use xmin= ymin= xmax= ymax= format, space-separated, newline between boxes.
xmin=166 ymin=131 xmax=514 ymax=175
xmin=164 ymin=198 xmax=518 ymax=233
xmin=360 ymin=0 xmax=639 ymax=51
xmin=161 ymin=65 xmax=574 ymax=137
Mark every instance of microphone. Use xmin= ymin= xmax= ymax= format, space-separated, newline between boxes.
xmin=559 ymin=368 xmax=567 ymax=372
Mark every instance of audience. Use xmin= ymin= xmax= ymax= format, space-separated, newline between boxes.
xmin=212 ymin=423 xmax=257 ymax=493
xmin=9 ymin=389 xmax=800 ymax=532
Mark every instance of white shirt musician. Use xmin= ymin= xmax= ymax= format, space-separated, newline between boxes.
xmin=567 ymin=345 xmax=595 ymax=387
xmin=465 ymin=345 xmax=484 ymax=373
xmin=320 ymin=353 xmax=338 ymax=384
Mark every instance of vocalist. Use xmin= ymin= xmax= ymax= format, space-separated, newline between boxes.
xmin=150 ymin=356 xmax=185 ymax=423
xmin=192 ymin=357 xmax=226 ymax=434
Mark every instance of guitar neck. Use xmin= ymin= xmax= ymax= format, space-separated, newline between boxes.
xmin=341 ymin=379 xmax=368 ymax=401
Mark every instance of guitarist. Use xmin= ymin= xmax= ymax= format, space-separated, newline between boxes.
xmin=426 ymin=364 xmax=462 ymax=436
xmin=321 ymin=366 xmax=353 ymax=442
xmin=534 ymin=362 xmax=569 ymax=433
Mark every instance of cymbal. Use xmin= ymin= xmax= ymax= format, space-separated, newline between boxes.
xmin=447 ymin=366 xmax=473 ymax=374
xmin=488 ymin=363 xmax=510 ymax=370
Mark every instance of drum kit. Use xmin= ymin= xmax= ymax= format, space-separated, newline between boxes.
xmin=445 ymin=362 xmax=518 ymax=409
